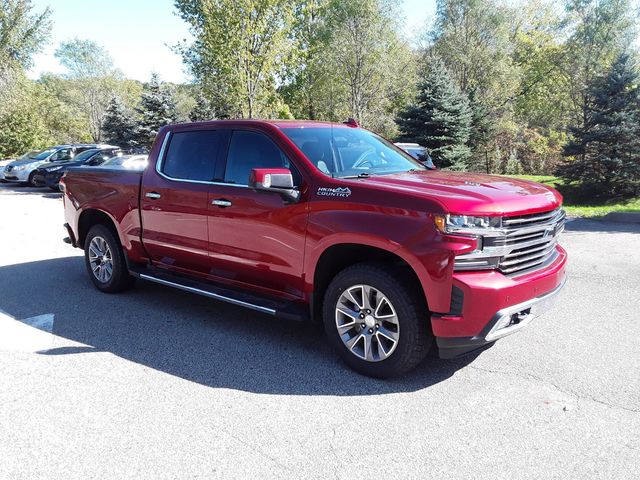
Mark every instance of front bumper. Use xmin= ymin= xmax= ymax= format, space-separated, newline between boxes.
xmin=43 ymin=172 xmax=63 ymax=188
xmin=3 ymin=169 xmax=30 ymax=182
xmin=434 ymin=245 xmax=567 ymax=358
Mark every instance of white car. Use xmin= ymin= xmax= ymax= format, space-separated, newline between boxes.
xmin=394 ymin=142 xmax=437 ymax=170
xmin=101 ymin=154 xmax=149 ymax=170
xmin=3 ymin=145 xmax=113 ymax=186
xmin=0 ymin=158 xmax=14 ymax=182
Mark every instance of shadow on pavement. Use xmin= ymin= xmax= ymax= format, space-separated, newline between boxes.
xmin=0 ymin=256 xmax=478 ymax=396
xmin=565 ymin=217 xmax=640 ymax=234
xmin=0 ymin=182 xmax=62 ymax=199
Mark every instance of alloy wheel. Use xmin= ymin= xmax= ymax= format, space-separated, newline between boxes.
xmin=335 ymin=284 xmax=400 ymax=362
xmin=88 ymin=236 xmax=113 ymax=283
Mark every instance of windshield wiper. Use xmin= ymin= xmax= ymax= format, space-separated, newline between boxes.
xmin=340 ymin=172 xmax=372 ymax=179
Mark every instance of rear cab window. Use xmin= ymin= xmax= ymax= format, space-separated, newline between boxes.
xmin=161 ymin=130 xmax=222 ymax=182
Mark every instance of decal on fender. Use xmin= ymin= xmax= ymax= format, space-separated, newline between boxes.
xmin=317 ymin=187 xmax=352 ymax=198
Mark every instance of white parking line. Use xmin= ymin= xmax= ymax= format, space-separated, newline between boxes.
xmin=0 ymin=310 xmax=55 ymax=352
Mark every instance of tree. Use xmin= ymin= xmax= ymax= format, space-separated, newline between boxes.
xmin=280 ymin=0 xmax=415 ymax=135
xmin=467 ymin=88 xmax=495 ymax=172
xmin=54 ymin=39 xmax=121 ymax=142
xmin=0 ymin=76 xmax=91 ymax=157
xmin=429 ymin=0 xmax=516 ymax=102
xmin=175 ymin=0 xmax=296 ymax=118
xmin=396 ymin=59 xmax=472 ymax=169
xmin=563 ymin=0 xmax=635 ymax=142
xmin=0 ymin=0 xmax=51 ymax=113
xmin=559 ymin=54 xmax=640 ymax=198
xmin=102 ymin=97 xmax=138 ymax=148
xmin=189 ymin=91 xmax=216 ymax=121
xmin=135 ymin=74 xmax=177 ymax=147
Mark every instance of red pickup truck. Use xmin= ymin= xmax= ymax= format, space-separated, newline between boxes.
xmin=61 ymin=120 xmax=567 ymax=378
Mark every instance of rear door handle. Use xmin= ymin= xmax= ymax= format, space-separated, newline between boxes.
xmin=212 ymin=199 xmax=232 ymax=208
xmin=145 ymin=192 xmax=161 ymax=199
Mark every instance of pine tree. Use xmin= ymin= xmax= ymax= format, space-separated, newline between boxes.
xmin=102 ymin=96 xmax=138 ymax=148
xmin=559 ymin=53 xmax=640 ymax=198
xmin=467 ymin=88 xmax=494 ymax=173
xmin=189 ymin=91 xmax=216 ymax=122
xmin=396 ymin=60 xmax=472 ymax=170
xmin=136 ymin=73 xmax=177 ymax=147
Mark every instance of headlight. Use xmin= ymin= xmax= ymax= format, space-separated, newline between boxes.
xmin=435 ymin=214 xmax=504 ymax=271
xmin=14 ymin=165 xmax=26 ymax=171
xmin=434 ymin=214 xmax=502 ymax=235
xmin=47 ymin=166 xmax=63 ymax=172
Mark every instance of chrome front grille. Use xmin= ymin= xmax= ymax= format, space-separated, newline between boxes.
xmin=453 ymin=207 xmax=565 ymax=275
xmin=497 ymin=208 xmax=565 ymax=275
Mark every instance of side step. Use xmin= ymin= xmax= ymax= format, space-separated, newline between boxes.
xmin=129 ymin=266 xmax=310 ymax=322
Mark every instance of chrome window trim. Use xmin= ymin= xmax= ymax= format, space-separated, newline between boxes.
xmin=155 ymin=130 xmax=251 ymax=189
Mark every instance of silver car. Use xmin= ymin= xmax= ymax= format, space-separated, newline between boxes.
xmin=3 ymin=145 xmax=110 ymax=186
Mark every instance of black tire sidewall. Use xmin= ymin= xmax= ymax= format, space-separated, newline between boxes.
xmin=322 ymin=263 xmax=431 ymax=378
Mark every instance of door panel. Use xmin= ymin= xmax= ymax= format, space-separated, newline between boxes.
xmin=141 ymin=175 xmax=211 ymax=274
xmin=140 ymin=129 xmax=222 ymax=275
xmin=206 ymin=129 xmax=308 ymax=298
xmin=207 ymin=185 xmax=308 ymax=298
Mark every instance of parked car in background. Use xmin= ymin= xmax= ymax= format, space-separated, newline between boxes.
xmin=394 ymin=143 xmax=436 ymax=170
xmin=100 ymin=154 xmax=148 ymax=170
xmin=32 ymin=147 xmax=121 ymax=190
xmin=0 ymin=159 xmax=12 ymax=183
xmin=3 ymin=145 xmax=105 ymax=186
xmin=1 ymin=151 xmax=43 ymax=183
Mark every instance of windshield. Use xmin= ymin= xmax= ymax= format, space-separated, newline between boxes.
xmin=28 ymin=149 xmax=57 ymax=161
xmin=73 ymin=149 xmax=100 ymax=162
xmin=20 ymin=150 xmax=43 ymax=160
xmin=281 ymin=127 xmax=425 ymax=178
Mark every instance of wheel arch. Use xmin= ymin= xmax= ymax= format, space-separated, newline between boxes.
xmin=77 ymin=208 xmax=122 ymax=249
xmin=310 ymin=242 xmax=430 ymax=325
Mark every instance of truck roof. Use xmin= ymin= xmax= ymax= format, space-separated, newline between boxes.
xmin=168 ymin=119 xmax=355 ymax=130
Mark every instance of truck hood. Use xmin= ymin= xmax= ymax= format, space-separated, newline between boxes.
xmin=364 ymin=170 xmax=562 ymax=216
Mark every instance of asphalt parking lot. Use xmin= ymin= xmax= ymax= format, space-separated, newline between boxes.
xmin=0 ymin=182 xmax=638 ymax=479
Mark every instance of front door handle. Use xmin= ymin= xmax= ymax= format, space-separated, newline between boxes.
xmin=145 ymin=192 xmax=161 ymax=199
xmin=212 ymin=199 xmax=232 ymax=208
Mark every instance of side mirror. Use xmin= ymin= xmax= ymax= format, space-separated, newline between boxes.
xmin=249 ymin=168 xmax=299 ymax=201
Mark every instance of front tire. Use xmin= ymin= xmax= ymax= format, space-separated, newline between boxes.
xmin=323 ymin=263 xmax=431 ymax=378
xmin=84 ymin=224 xmax=135 ymax=293
xmin=28 ymin=172 xmax=37 ymax=187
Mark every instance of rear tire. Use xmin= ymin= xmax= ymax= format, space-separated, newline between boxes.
xmin=322 ymin=262 xmax=431 ymax=378
xmin=84 ymin=224 xmax=135 ymax=293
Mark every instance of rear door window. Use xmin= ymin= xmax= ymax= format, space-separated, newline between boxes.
xmin=162 ymin=130 xmax=222 ymax=182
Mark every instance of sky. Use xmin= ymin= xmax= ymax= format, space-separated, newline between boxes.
xmin=28 ymin=0 xmax=437 ymax=84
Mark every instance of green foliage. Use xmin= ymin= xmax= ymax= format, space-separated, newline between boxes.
xmin=174 ymin=0 xmax=296 ymax=118
xmin=55 ymin=38 xmax=114 ymax=78
xmin=280 ymin=0 xmax=415 ymax=136
xmin=53 ymin=39 xmax=124 ymax=141
xmin=102 ymin=97 xmax=139 ymax=148
xmin=0 ymin=76 xmax=90 ymax=157
xmin=559 ymin=54 xmax=640 ymax=198
xmin=189 ymin=91 xmax=215 ymax=122
xmin=0 ymin=0 xmax=51 ymax=71
xmin=396 ymin=59 xmax=471 ymax=169
xmin=135 ymin=74 xmax=178 ymax=148
xmin=0 ymin=0 xmax=51 ymax=111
